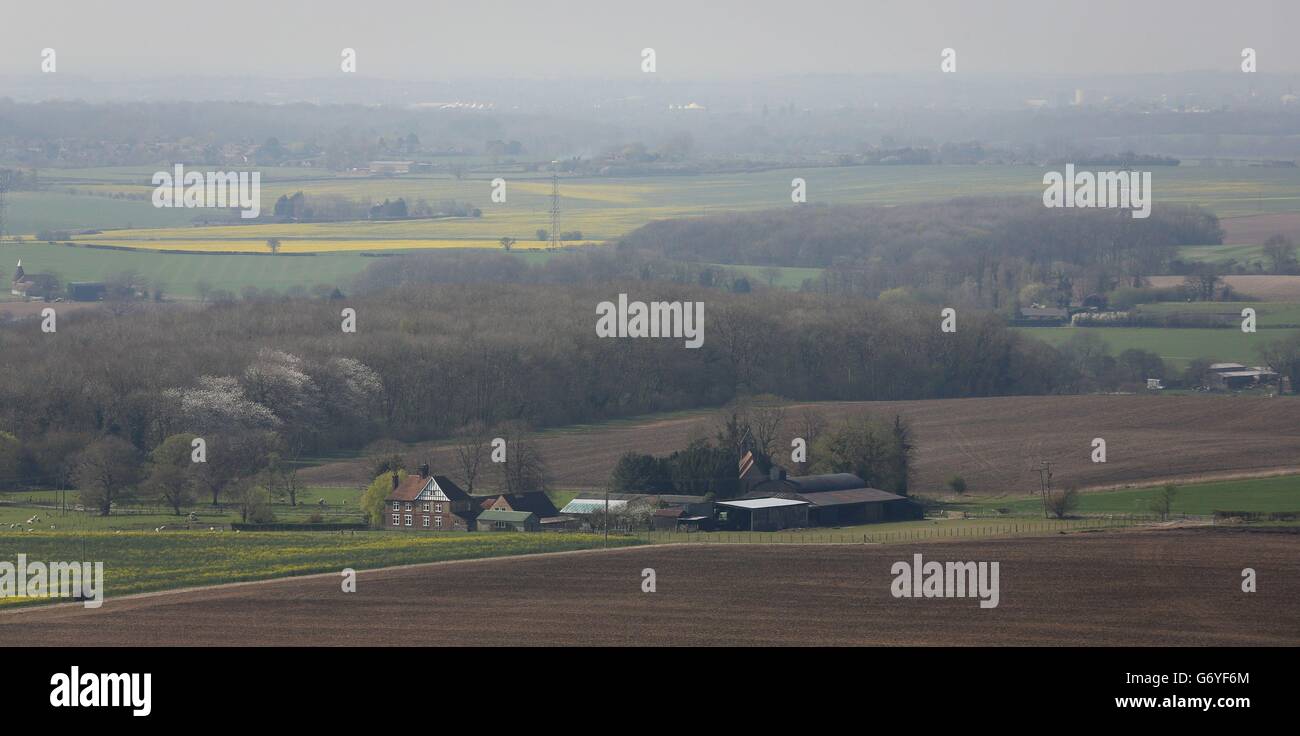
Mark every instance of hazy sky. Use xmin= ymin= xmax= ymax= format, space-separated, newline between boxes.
xmin=2 ymin=0 xmax=1298 ymax=79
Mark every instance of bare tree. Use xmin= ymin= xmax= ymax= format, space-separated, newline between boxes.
xmin=492 ymin=421 xmax=548 ymax=494
xmin=452 ymin=420 xmax=490 ymax=494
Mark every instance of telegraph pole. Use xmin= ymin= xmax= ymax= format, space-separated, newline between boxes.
xmin=549 ymin=164 xmax=560 ymax=249
xmin=1036 ymin=461 xmax=1053 ymax=519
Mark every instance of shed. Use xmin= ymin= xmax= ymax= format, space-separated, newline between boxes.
xmin=477 ymin=509 xmax=540 ymax=532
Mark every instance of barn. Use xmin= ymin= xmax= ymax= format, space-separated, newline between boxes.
xmin=715 ymin=497 xmax=809 ymax=531
xmin=736 ymin=453 xmax=922 ymax=525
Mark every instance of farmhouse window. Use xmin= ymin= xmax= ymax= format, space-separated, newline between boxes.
xmin=435 ymin=503 xmax=443 ymax=513
xmin=405 ymin=502 xmax=412 ymax=511
xmin=423 ymin=516 xmax=430 ymax=528
xmin=422 ymin=502 xmax=430 ymax=512
xmin=435 ymin=516 xmax=443 ymax=529
xmin=404 ymin=514 xmax=413 ymax=526
xmin=392 ymin=502 xmax=399 ymax=511
xmin=391 ymin=514 xmax=399 ymax=526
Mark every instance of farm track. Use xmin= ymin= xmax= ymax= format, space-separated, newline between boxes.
xmin=1 ymin=527 xmax=1294 ymax=646
xmin=300 ymin=395 xmax=1300 ymax=495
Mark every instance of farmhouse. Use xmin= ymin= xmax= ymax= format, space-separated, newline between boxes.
xmin=383 ymin=465 xmax=480 ymax=531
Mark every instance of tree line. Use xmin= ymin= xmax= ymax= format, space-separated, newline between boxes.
xmin=614 ymin=199 xmax=1223 ymax=312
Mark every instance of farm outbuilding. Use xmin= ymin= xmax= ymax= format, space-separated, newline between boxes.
xmin=477 ymin=509 xmax=540 ymax=532
xmin=715 ymin=497 xmax=809 ymax=532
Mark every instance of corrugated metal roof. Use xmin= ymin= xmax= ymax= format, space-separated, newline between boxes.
xmin=717 ymin=498 xmax=809 ymax=510
xmin=559 ymin=499 xmax=629 ymax=514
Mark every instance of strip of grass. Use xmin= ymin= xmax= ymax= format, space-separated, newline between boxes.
xmin=944 ymin=474 xmax=1300 ymax=516
xmin=0 ymin=530 xmax=641 ymax=606
xmin=1015 ymin=325 xmax=1292 ymax=368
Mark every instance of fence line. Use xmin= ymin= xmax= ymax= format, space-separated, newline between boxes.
xmin=613 ymin=513 xmax=1190 ymax=546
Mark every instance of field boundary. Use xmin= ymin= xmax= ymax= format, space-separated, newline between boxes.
xmin=0 ymin=540 xmax=667 ymax=618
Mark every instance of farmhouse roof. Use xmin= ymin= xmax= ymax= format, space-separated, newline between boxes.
xmin=786 ymin=473 xmax=868 ymax=493
xmin=386 ymin=474 xmax=469 ymax=502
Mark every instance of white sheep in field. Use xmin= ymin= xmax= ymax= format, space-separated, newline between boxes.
xmin=26 ymin=515 xmax=39 ymax=525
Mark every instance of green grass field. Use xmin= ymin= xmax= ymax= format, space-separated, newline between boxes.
xmin=1177 ymin=243 xmax=1268 ymax=266
xmin=16 ymin=163 xmax=1300 ymax=241
xmin=1015 ymin=325 xmax=1294 ymax=368
xmin=6 ymin=163 xmax=1300 ymax=296
xmin=944 ymin=474 xmax=1300 ymax=516
xmin=0 ymin=241 xmax=381 ymax=298
xmin=1134 ymin=301 xmax=1300 ymax=326
xmin=0 ymin=529 xmax=640 ymax=606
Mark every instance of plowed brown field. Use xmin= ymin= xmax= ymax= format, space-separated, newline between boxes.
xmin=303 ymin=395 xmax=1300 ymax=495
xmin=1 ymin=527 xmax=1294 ymax=646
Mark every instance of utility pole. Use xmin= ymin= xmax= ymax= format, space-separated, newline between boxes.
xmin=603 ymin=486 xmax=609 ymax=548
xmin=549 ymin=165 xmax=561 ymax=249
xmin=1036 ymin=461 xmax=1053 ymax=519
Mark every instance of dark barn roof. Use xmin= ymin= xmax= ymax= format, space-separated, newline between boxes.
xmin=799 ymin=488 xmax=906 ymax=506
xmin=787 ymin=473 xmax=868 ymax=493
xmin=481 ymin=492 xmax=560 ymax=517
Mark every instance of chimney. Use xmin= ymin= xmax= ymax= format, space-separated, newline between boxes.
xmin=419 ymin=463 xmax=430 ymax=478
xmin=390 ymin=472 xmax=399 ymax=490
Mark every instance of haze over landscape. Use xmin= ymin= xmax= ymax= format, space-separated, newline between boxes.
xmin=0 ymin=0 xmax=1296 ymax=661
